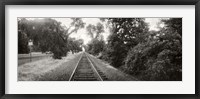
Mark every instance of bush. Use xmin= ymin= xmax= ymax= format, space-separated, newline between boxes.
xmin=124 ymin=33 xmax=182 ymax=81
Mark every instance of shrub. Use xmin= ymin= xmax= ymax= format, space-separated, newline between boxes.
xmin=124 ymin=33 xmax=182 ymax=81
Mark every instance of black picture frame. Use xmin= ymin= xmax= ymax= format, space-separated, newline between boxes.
xmin=0 ymin=0 xmax=199 ymax=99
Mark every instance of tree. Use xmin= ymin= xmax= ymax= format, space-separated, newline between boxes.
xmin=67 ymin=38 xmax=83 ymax=53
xmin=124 ymin=18 xmax=182 ymax=80
xmin=18 ymin=18 xmax=85 ymax=59
xmin=105 ymin=18 xmax=149 ymax=67
xmin=18 ymin=18 xmax=29 ymax=54
xmin=86 ymin=24 xmax=96 ymax=39
xmin=65 ymin=18 xmax=85 ymax=36
xmin=87 ymin=37 xmax=105 ymax=55
xmin=86 ymin=22 xmax=104 ymax=39
xmin=86 ymin=22 xmax=106 ymax=55
xmin=162 ymin=18 xmax=182 ymax=36
xmin=33 ymin=18 xmax=68 ymax=59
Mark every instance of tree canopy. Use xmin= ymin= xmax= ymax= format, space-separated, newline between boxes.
xmin=18 ymin=18 xmax=85 ymax=59
xmin=85 ymin=18 xmax=182 ymax=81
xmin=85 ymin=22 xmax=106 ymax=56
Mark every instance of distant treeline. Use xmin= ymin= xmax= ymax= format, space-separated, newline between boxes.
xmin=85 ymin=18 xmax=182 ymax=81
xmin=18 ymin=18 xmax=84 ymax=59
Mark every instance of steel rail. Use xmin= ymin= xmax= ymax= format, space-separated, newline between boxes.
xmin=85 ymin=53 xmax=103 ymax=81
xmin=68 ymin=52 xmax=83 ymax=81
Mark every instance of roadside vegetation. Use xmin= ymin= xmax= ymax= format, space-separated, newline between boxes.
xmin=18 ymin=18 xmax=182 ymax=81
xmin=85 ymin=18 xmax=182 ymax=81
xmin=18 ymin=18 xmax=84 ymax=59
xmin=18 ymin=52 xmax=82 ymax=81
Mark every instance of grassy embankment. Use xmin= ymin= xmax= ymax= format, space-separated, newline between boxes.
xmin=18 ymin=52 xmax=82 ymax=81
xmin=87 ymin=53 xmax=138 ymax=81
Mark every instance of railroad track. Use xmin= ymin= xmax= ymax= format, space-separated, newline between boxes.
xmin=69 ymin=52 xmax=108 ymax=81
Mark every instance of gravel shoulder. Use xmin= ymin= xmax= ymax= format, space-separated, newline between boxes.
xmin=87 ymin=53 xmax=138 ymax=81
